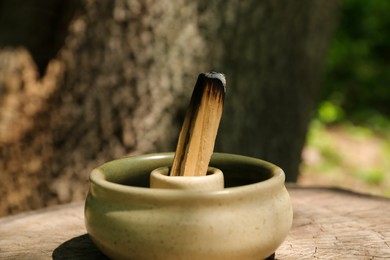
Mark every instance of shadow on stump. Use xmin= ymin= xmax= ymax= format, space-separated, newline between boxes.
xmin=52 ymin=234 xmax=109 ymax=260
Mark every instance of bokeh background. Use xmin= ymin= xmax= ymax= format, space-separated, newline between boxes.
xmin=298 ymin=0 xmax=390 ymax=197
xmin=0 ymin=0 xmax=389 ymax=217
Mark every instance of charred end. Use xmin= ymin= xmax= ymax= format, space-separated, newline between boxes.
xmin=192 ymin=72 xmax=226 ymax=106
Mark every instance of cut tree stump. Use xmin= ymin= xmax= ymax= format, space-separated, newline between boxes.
xmin=0 ymin=186 xmax=389 ymax=259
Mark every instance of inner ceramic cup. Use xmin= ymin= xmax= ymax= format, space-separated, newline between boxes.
xmin=150 ymin=167 xmax=224 ymax=190
xmin=85 ymin=153 xmax=292 ymax=260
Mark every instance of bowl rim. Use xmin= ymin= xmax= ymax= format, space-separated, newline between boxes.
xmin=89 ymin=152 xmax=285 ymax=199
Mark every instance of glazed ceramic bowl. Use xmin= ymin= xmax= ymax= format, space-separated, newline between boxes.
xmin=85 ymin=153 xmax=293 ymax=260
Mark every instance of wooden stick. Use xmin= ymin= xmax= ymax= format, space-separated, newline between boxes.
xmin=170 ymin=72 xmax=226 ymax=176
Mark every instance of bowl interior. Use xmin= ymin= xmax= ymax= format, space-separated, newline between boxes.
xmin=97 ymin=153 xmax=283 ymax=189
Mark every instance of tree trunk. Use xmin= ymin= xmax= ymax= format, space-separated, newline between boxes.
xmin=213 ymin=1 xmax=340 ymax=182
xmin=0 ymin=0 xmax=339 ymax=216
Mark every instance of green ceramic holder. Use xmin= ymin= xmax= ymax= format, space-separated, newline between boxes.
xmin=85 ymin=153 xmax=292 ymax=260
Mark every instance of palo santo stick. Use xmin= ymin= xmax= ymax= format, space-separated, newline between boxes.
xmin=170 ymin=72 xmax=226 ymax=176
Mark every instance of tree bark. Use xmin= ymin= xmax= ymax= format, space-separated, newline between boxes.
xmin=213 ymin=1 xmax=340 ymax=182
xmin=0 ymin=0 xmax=339 ymax=216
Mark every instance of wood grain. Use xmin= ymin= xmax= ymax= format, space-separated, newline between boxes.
xmin=1 ymin=187 xmax=389 ymax=259
xmin=279 ymin=186 xmax=390 ymax=259
xmin=170 ymin=72 xmax=225 ymax=177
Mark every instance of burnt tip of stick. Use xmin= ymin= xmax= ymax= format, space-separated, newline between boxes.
xmin=192 ymin=72 xmax=226 ymax=103
xmin=204 ymin=71 xmax=226 ymax=91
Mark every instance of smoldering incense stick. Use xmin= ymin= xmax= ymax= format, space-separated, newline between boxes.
xmin=170 ymin=72 xmax=226 ymax=177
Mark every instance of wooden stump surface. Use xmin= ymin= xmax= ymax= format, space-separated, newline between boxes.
xmin=0 ymin=186 xmax=389 ymax=259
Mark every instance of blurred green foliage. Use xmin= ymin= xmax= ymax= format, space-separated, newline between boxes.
xmin=304 ymin=119 xmax=390 ymax=191
xmin=317 ymin=101 xmax=345 ymax=124
xmin=321 ymin=0 xmax=390 ymax=122
xmin=355 ymin=169 xmax=386 ymax=185
xmin=306 ymin=0 xmax=390 ymax=194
